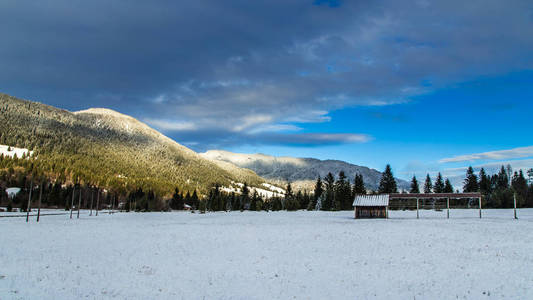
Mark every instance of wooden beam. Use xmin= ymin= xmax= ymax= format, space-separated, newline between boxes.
xmin=389 ymin=193 xmax=482 ymax=199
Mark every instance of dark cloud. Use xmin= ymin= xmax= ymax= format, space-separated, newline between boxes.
xmin=1 ymin=0 xmax=532 ymax=149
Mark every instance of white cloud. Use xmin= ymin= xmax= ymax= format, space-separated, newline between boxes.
xmin=439 ymin=146 xmax=533 ymax=163
xmin=232 ymin=114 xmax=273 ymax=132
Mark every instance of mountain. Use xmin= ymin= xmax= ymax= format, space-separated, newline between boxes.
xmin=200 ymin=150 xmax=410 ymax=191
xmin=0 ymin=93 xmax=266 ymax=196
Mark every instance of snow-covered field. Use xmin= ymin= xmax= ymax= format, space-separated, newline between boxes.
xmin=1 ymin=209 xmax=532 ymax=299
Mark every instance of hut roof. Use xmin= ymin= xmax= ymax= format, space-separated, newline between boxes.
xmin=353 ymin=195 xmax=389 ymax=207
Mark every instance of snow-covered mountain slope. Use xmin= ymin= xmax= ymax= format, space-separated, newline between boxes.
xmin=0 ymin=93 xmax=266 ymax=196
xmin=201 ymin=150 xmax=409 ymax=191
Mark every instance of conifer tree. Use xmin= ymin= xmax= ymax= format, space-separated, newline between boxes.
xmin=463 ymin=166 xmax=479 ymax=192
xmin=191 ymin=190 xmax=199 ymax=209
xmin=478 ymin=168 xmax=491 ymax=196
xmin=378 ymin=164 xmax=397 ymax=193
xmin=240 ymin=183 xmax=249 ymax=210
xmin=308 ymin=177 xmax=323 ymax=210
xmin=512 ymin=170 xmax=528 ymax=207
xmin=250 ymin=190 xmax=258 ymax=211
xmin=496 ymin=166 xmax=509 ymax=190
xmin=424 ymin=174 xmax=433 ymax=193
xmin=352 ymin=174 xmax=366 ymax=196
xmin=171 ymin=187 xmax=184 ymax=210
xmin=184 ymin=191 xmax=191 ymax=207
xmin=334 ymin=171 xmax=351 ymax=210
xmin=444 ymin=179 xmax=454 ymax=193
xmin=322 ymin=173 xmax=335 ymax=210
xmin=410 ymin=176 xmax=420 ymax=193
xmin=434 ymin=173 xmax=445 ymax=193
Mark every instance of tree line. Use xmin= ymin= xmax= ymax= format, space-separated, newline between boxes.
xmin=2 ymin=148 xmax=532 ymax=212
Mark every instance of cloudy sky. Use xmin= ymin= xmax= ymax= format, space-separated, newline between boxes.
xmin=1 ymin=0 xmax=532 ymax=180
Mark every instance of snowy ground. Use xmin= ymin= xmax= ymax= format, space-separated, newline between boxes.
xmin=1 ymin=209 xmax=533 ymax=299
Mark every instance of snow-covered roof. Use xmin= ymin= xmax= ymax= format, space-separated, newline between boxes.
xmin=353 ymin=195 xmax=389 ymax=207
xmin=6 ymin=187 xmax=21 ymax=198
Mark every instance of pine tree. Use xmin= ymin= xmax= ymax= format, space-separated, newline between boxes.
xmin=496 ymin=166 xmax=509 ymax=190
xmin=184 ymin=191 xmax=191 ymax=207
xmin=171 ymin=187 xmax=184 ymax=210
xmin=352 ymin=174 xmax=366 ymax=196
xmin=250 ymin=190 xmax=258 ymax=211
xmin=334 ymin=171 xmax=351 ymax=210
xmin=240 ymin=183 xmax=249 ymax=210
xmin=512 ymin=170 xmax=528 ymax=207
xmin=410 ymin=176 xmax=420 ymax=193
xmin=191 ymin=190 xmax=199 ymax=209
xmin=444 ymin=179 xmax=454 ymax=193
xmin=308 ymin=177 xmax=323 ymax=210
xmin=378 ymin=164 xmax=398 ymax=193
xmin=463 ymin=167 xmax=479 ymax=192
xmin=424 ymin=174 xmax=433 ymax=193
xmin=478 ymin=168 xmax=491 ymax=196
xmin=322 ymin=172 xmax=335 ymax=210
xmin=434 ymin=173 xmax=445 ymax=193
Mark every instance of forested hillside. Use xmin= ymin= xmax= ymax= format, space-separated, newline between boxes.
xmin=0 ymin=93 xmax=265 ymax=197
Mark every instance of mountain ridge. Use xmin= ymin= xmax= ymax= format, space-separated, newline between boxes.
xmin=201 ymin=150 xmax=410 ymax=191
xmin=0 ymin=93 xmax=266 ymax=196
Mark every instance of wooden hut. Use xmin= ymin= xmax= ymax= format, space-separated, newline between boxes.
xmin=353 ymin=195 xmax=389 ymax=219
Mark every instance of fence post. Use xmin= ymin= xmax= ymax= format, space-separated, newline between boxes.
xmin=479 ymin=197 xmax=482 ymax=219
xmin=513 ymin=193 xmax=518 ymax=219
xmin=89 ymin=187 xmax=94 ymax=216
xmin=37 ymin=183 xmax=42 ymax=222
xmin=26 ymin=180 xmax=33 ymax=222
xmin=446 ymin=197 xmax=449 ymax=219
xmin=77 ymin=187 xmax=82 ymax=219
xmin=70 ymin=185 xmax=75 ymax=219
xmin=96 ymin=189 xmax=100 ymax=216
xmin=416 ymin=198 xmax=419 ymax=219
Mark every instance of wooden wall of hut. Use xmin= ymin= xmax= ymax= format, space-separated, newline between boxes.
xmin=355 ymin=206 xmax=387 ymax=218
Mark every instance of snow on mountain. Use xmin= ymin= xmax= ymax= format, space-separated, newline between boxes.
xmin=201 ymin=150 xmax=410 ymax=191
xmin=0 ymin=145 xmax=33 ymax=158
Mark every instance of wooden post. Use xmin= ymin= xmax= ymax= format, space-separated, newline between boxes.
xmin=386 ymin=206 xmax=389 ymax=219
xmin=89 ymin=187 xmax=94 ymax=216
xmin=26 ymin=180 xmax=33 ymax=222
xmin=37 ymin=183 xmax=42 ymax=222
xmin=416 ymin=198 xmax=419 ymax=219
xmin=513 ymin=193 xmax=518 ymax=219
xmin=77 ymin=187 xmax=82 ymax=219
xmin=70 ymin=185 xmax=75 ymax=219
xmin=479 ymin=196 xmax=482 ymax=219
xmin=446 ymin=197 xmax=449 ymax=219
xmin=109 ymin=193 xmax=113 ymax=215
xmin=95 ymin=189 xmax=100 ymax=216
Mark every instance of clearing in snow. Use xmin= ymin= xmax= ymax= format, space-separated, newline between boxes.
xmin=1 ymin=209 xmax=532 ymax=299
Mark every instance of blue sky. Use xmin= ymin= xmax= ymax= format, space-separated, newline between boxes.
xmin=1 ymin=0 xmax=532 ymax=180
xmin=229 ymin=71 xmax=533 ymax=179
